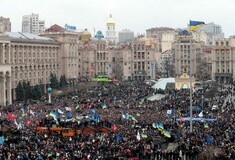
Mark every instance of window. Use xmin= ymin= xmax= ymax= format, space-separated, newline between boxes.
xmin=226 ymin=41 xmax=229 ymax=46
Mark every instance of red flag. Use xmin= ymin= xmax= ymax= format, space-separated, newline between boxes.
xmin=26 ymin=119 xmax=31 ymax=126
xmin=89 ymin=104 xmax=92 ymax=108
xmin=6 ymin=111 xmax=15 ymax=120
xmin=180 ymin=116 xmax=186 ymax=122
xmin=113 ymin=124 xmax=117 ymax=132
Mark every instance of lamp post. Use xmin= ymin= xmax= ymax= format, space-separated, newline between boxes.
xmin=232 ymin=83 xmax=234 ymax=105
xmin=201 ymin=94 xmax=204 ymax=111
xmin=47 ymin=87 xmax=52 ymax=104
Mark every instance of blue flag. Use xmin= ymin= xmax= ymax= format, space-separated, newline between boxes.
xmin=205 ymin=136 xmax=213 ymax=143
xmin=0 ymin=137 xmax=4 ymax=145
xmin=90 ymin=109 xmax=95 ymax=115
xmin=66 ymin=112 xmax=73 ymax=119
xmin=116 ymin=134 xmax=122 ymax=142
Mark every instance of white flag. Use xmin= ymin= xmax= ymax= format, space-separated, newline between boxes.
xmin=30 ymin=110 xmax=35 ymax=116
xmin=198 ymin=111 xmax=203 ymax=117
xmin=65 ymin=107 xmax=71 ymax=111
xmin=122 ymin=113 xmax=126 ymax=119
xmin=14 ymin=119 xmax=19 ymax=127
xmin=137 ymin=131 xmax=141 ymax=141
xmin=58 ymin=109 xmax=64 ymax=114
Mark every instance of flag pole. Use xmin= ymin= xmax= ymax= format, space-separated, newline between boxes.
xmin=189 ymin=21 xmax=193 ymax=133
xmin=189 ymin=37 xmax=193 ymax=133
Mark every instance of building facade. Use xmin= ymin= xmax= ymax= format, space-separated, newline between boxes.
xmin=0 ymin=32 xmax=60 ymax=106
xmin=212 ymin=38 xmax=235 ymax=83
xmin=22 ymin=13 xmax=45 ymax=34
xmin=41 ymin=24 xmax=81 ymax=80
xmin=0 ymin=16 xmax=11 ymax=33
xmin=195 ymin=22 xmax=224 ymax=38
xmin=146 ymin=27 xmax=177 ymax=53
xmin=118 ymin=29 xmax=134 ymax=43
xmin=78 ymin=39 xmax=109 ymax=78
xmin=172 ymin=30 xmax=204 ymax=79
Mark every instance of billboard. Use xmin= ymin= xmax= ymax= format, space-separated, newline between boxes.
xmin=65 ymin=24 xmax=76 ymax=30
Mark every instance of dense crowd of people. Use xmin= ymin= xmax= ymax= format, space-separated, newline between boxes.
xmin=0 ymin=81 xmax=234 ymax=159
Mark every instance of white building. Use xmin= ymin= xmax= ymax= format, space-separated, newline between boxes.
xmin=105 ymin=14 xmax=117 ymax=45
xmin=22 ymin=13 xmax=45 ymax=34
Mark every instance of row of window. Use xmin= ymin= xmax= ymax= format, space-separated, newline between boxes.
xmin=12 ymin=59 xmax=56 ymax=64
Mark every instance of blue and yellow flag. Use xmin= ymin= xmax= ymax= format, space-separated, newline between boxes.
xmin=190 ymin=20 xmax=205 ymax=31
xmin=162 ymin=130 xmax=171 ymax=138
xmin=141 ymin=133 xmax=148 ymax=138
xmin=102 ymin=104 xmax=107 ymax=109
xmin=204 ymin=123 xmax=209 ymax=129
xmin=49 ymin=111 xmax=57 ymax=121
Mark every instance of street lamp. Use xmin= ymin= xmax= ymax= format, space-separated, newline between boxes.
xmin=201 ymin=94 xmax=204 ymax=111
xmin=47 ymin=87 xmax=52 ymax=104
xmin=68 ymin=81 xmax=71 ymax=91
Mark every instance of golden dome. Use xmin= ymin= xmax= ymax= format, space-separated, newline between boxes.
xmin=107 ymin=14 xmax=115 ymax=24
xmin=81 ymin=29 xmax=91 ymax=43
xmin=81 ymin=29 xmax=91 ymax=36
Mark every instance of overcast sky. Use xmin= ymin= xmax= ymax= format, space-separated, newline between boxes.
xmin=1 ymin=0 xmax=235 ymax=37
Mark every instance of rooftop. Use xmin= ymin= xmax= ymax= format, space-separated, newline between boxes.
xmin=5 ymin=32 xmax=53 ymax=41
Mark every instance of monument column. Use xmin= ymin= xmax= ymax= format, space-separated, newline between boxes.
xmin=1 ymin=44 xmax=5 ymax=64
xmin=6 ymin=75 xmax=12 ymax=104
xmin=6 ymin=44 xmax=10 ymax=64
xmin=0 ymin=76 xmax=6 ymax=106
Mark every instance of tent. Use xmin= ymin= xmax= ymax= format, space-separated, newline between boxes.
xmin=147 ymin=94 xmax=166 ymax=101
xmin=152 ymin=78 xmax=175 ymax=90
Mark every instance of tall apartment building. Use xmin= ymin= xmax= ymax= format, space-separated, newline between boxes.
xmin=172 ymin=30 xmax=204 ymax=79
xmin=212 ymin=38 xmax=235 ymax=83
xmin=0 ymin=32 xmax=60 ymax=106
xmin=118 ymin=29 xmax=134 ymax=43
xmin=22 ymin=13 xmax=45 ymax=34
xmin=0 ymin=16 xmax=11 ymax=33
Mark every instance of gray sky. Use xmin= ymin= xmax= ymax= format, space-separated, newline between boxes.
xmin=1 ymin=0 xmax=235 ymax=37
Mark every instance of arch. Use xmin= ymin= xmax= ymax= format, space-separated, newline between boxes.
xmin=5 ymin=71 xmax=11 ymax=77
xmin=182 ymin=83 xmax=189 ymax=89
xmin=0 ymin=71 xmax=5 ymax=78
